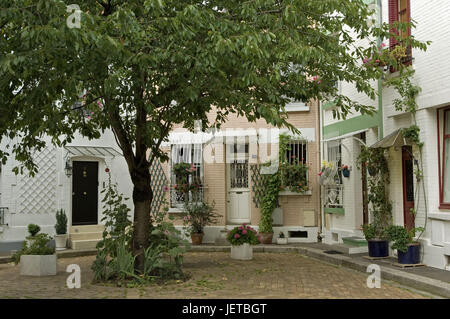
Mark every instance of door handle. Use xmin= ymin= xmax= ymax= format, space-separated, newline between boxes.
xmin=236 ymin=191 xmax=243 ymax=194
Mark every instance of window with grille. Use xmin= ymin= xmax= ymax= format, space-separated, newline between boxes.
xmin=285 ymin=140 xmax=307 ymax=165
xmin=281 ymin=139 xmax=309 ymax=192
xmin=170 ymin=144 xmax=203 ymax=208
xmin=227 ymin=141 xmax=249 ymax=189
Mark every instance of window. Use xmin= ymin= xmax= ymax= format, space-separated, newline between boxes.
xmin=438 ymin=108 xmax=450 ymax=209
xmin=388 ymin=0 xmax=412 ymax=68
xmin=285 ymin=140 xmax=307 ymax=165
xmin=327 ymin=140 xmax=342 ymax=185
xmin=170 ymin=144 xmax=203 ymax=208
xmin=280 ymin=139 xmax=309 ymax=192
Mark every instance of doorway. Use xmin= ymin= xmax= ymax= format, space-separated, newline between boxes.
xmin=402 ymin=146 xmax=415 ymax=230
xmin=226 ymin=142 xmax=250 ymax=224
xmin=72 ymin=161 xmax=99 ymax=225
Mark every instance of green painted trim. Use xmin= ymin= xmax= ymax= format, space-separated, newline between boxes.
xmin=324 ymin=207 xmax=345 ymax=215
xmin=342 ymin=237 xmax=368 ymax=247
xmin=323 ymin=114 xmax=379 ymax=140
xmin=322 ymin=100 xmax=336 ymax=110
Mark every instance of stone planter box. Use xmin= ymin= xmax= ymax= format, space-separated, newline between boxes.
xmin=54 ymin=234 xmax=67 ymax=251
xmin=231 ymin=243 xmax=253 ymax=260
xmin=277 ymin=238 xmax=288 ymax=245
xmin=20 ymin=255 xmax=57 ymax=276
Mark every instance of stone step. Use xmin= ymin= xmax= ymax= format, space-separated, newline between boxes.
xmin=69 ymin=225 xmax=104 ymax=234
xmin=342 ymin=236 xmax=367 ymax=247
xmin=331 ymin=243 xmax=368 ymax=255
xmin=70 ymin=239 xmax=101 ymax=251
xmin=69 ymin=231 xmax=103 ymax=241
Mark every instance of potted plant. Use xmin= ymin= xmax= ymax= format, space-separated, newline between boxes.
xmin=362 ymin=223 xmax=389 ymax=258
xmin=26 ymin=224 xmax=41 ymax=246
xmin=12 ymin=233 xmax=57 ymax=276
xmin=386 ymin=225 xmax=424 ymax=264
xmin=358 ymin=147 xmax=392 ymax=258
xmin=54 ymin=209 xmax=68 ymax=250
xmin=341 ymin=165 xmax=350 ymax=178
xmin=227 ymin=224 xmax=259 ymax=260
xmin=276 ymin=232 xmax=288 ymax=245
xmin=182 ymin=201 xmax=219 ymax=245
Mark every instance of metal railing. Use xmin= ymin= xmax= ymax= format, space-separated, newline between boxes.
xmin=170 ymin=186 xmax=204 ymax=209
xmin=323 ymin=185 xmax=344 ymax=208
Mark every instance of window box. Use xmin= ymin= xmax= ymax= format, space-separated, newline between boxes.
xmin=279 ymin=190 xmax=312 ymax=196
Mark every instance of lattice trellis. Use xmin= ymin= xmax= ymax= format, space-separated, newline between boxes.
xmin=150 ymin=158 xmax=168 ymax=216
xmin=250 ymin=164 xmax=270 ymax=208
xmin=18 ymin=147 xmax=56 ymax=214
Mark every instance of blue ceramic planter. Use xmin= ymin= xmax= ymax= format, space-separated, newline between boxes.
xmin=368 ymin=240 xmax=389 ymax=257
xmin=397 ymin=243 xmax=421 ymax=264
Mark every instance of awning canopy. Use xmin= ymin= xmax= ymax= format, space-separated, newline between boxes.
xmin=64 ymin=146 xmax=122 ymax=158
xmin=370 ymin=129 xmax=411 ymax=149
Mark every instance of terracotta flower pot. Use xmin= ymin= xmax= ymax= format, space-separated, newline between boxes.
xmin=258 ymin=232 xmax=274 ymax=244
xmin=191 ymin=233 xmax=204 ymax=245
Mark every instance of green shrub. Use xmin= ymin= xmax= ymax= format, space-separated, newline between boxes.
xmin=182 ymin=201 xmax=219 ymax=234
xmin=227 ymin=224 xmax=259 ymax=246
xmin=55 ymin=209 xmax=68 ymax=235
xmin=27 ymin=224 xmax=40 ymax=237
xmin=386 ymin=225 xmax=424 ymax=253
xmin=12 ymin=233 xmax=55 ymax=264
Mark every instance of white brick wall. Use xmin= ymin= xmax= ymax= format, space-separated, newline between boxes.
xmin=322 ymin=0 xmax=450 ymax=269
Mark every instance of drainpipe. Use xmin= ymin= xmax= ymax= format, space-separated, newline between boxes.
xmin=377 ymin=0 xmax=384 ymax=140
xmin=319 ymin=101 xmax=325 ymax=241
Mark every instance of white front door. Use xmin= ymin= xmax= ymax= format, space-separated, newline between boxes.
xmin=227 ymin=147 xmax=251 ymax=224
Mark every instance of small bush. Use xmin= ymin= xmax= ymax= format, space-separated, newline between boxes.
xmin=227 ymin=224 xmax=259 ymax=246
xmin=55 ymin=209 xmax=68 ymax=235
xmin=27 ymin=224 xmax=40 ymax=237
xmin=12 ymin=233 xmax=55 ymax=264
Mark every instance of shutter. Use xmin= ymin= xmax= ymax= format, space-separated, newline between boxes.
xmin=388 ymin=0 xmax=399 ymax=49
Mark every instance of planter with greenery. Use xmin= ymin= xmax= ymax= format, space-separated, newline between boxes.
xmin=227 ymin=224 xmax=259 ymax=260
xmin=26 ymin=223 xmax=41 ymax=246
xmin=13 ymin=233 xmax=56 ymax=276
xmin=182 ymin=201 xmax=219 ymax=245
xmin=358 ymin=147 xmax=392 ymax=257
xmin=54 ymin=209 xmax=68 ymax=250
xmin=386 ymin=225 xmax=424 ymax=264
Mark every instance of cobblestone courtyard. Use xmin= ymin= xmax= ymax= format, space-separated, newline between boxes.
xmin=0 ymin=252 xmax=430 ymax=299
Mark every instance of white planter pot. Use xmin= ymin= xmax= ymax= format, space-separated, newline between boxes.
xmin=231 ymin=243 xmax=253 ymax=260
xmin=277 ymin=238 xmax=288 ymax=245
xmin=20 ymin=255 xmax=57 ymax=276
xmin=54 ymin=234 xmax=67 ymax=251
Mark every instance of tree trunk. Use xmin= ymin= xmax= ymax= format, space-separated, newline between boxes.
xmin=131 ymin=167 xmax=153 ymax=273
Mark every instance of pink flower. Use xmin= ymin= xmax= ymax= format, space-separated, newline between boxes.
xmin=163 ymin=185 xmax=169 ymax=192
xmin=380 ymin=43 xmax=386 ymax=48
xmin=234 ymin=234 xmax=240 ymax=239
xmin=105 ymin=168 xmax=110 ymax=173
xmin=242 ymin=230 xmax=247 ymax=235
xmin=317 ymin=80 xmax=321 ymax=84
xmin=318 ymin=172 xmax=323 ymax=176
xmin=238 ymin=226 xmax=243 ymax=230
xmin=164 ymin=229 xmax=169 ymax=235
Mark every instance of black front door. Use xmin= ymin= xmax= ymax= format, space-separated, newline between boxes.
xmin=72 ymin=161 xmax=98 ymax=225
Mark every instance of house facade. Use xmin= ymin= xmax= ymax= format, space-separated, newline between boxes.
xmin=161 ymin=100 xmax=322 ymax=243
xmin=321 ymin=0 xmax=450 ymax=271
xmin=0 ymin=130 xmax=133 ymax=251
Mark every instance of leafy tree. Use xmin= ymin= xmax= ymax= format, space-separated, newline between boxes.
xmin=0 ymin=0 xmax=427 ymax=271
